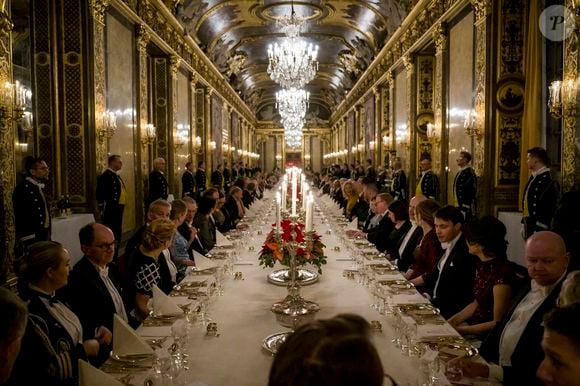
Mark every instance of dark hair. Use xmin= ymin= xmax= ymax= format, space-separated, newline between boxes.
xmin=24 ymin=157 xmax=45 ymax=175
xmin=528 ymin=146 xmax=550 ymax=166
xmin=0 ymin=288 xmax=28 ymax=347
xmin=18 ymin=241 xmax=66 ymax=284
xmin=269 ymin=314 xmax=385 ymax=386
xmin=434 ymin=205 xmax=464 ymax=225
xmin=198 ymin=195 xmax=217 ymax=215
xmin=185 ymin=161 xmax=192 ymax=168
xmin=463 ymin=216 xmax=508 ymax=259
xmin=415 ymin=199 xmax=441 ymax=227
xmin=420 ymin=155 xmax=432 ymax=162
xmin=460 ymin=151 xmax=472 ymax=162
xmin=543 ymin=304 xmax=580 ymax=351
xmin=204 ymin=188 xmax=219 ymax=198
xmin=169 ymin=199 xmax=187 ymax=220
xmin=108 ymin=154 xmax=120 ymax=165
xmin=79 ymin=222 xmax=97 ymax=246
xmin=388 ymin=200 xmax=409 ymax=222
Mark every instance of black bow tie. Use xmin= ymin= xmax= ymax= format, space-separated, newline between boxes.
xmin=36 ymin=291 xmax=58 ymax=306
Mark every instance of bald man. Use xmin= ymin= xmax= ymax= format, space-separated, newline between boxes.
xmin=451 ymin=231 xmax=569 ymax=386
xmin=147 ymin=157 xmax=168 ymax=208
xmin=395 ymin=195 xmax=426 ymax=272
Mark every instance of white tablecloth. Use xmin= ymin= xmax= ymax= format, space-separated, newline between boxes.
xmin=51 ymin=213 xmax=95 ymax=265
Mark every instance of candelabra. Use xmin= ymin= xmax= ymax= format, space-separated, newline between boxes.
xmin=548 ymin=79 xmax=575 ymax=120
xmin=192 ymin=135 xmax=203 ymax=154
xmin=141 ymin=123 xmax=156 ymax=145
xmin=463 ymin=109 xmax=482 ymax=141
xmin=0 ymin=81 xmax=29 ymax=131
xmin=426 ymin=123 xmax=440 ymax=145
xmin=97 ymin=110 xmax=117 ymax=143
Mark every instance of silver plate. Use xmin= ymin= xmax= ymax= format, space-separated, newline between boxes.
xmin=262 ymin=331 xmax=292 ymax=355
xmin=267 ymin=268 xmax=319 ymax=286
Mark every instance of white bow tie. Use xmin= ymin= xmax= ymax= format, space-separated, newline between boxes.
xmin=440 ymin=242 xmax=450 ymax=250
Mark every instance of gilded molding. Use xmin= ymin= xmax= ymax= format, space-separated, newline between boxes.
xmin=136 ymin=25 xmax=150 ymax=53
xmin=433 ymin=22 xmax=448 ymax=55
xmin=403 ymin=55 xmax=415 ymax=77
xmin=562 ymin=0 xmax=577 ymax=191
xmin=385 ymin=71 xmax=395 ymax=87
xmin=169 ymin=55 xmax=181 ymax=78
xmin=470 ymin=0 xmax=492 ymax=23
xmin=473 ymin=18 xmax=487 ymax=177
xmin=0 ymin=10 xmax=15 ymax=277
xmin=89 ymin=0 xmax=110 ymax=25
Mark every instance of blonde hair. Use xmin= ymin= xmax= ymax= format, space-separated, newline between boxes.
xmin=559 ymin=270 xmax=580 ymax=307
xmin=142 ymin=218 xmax=176 ymax=251
xmin=18 ymin=241 xmax=66 ymax=284
xmin=169 ymin=199 xmax=187 ymax=220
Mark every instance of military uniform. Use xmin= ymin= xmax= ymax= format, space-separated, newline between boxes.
xmin=211 ymin=169 xmax=224 ymax=190
xmin=223 ymin=167 xmax=232 ymax=191
xmin=453 ymin=166 xmax=477 ymax=219
xmin=96 ymin=168 xmax=126 ymax=246
xmin=12 ymin=177 xmax=51 ymax=251
xmin=147 ymin=170 xmax=168 ymax=207
xmin=522 ymin=168 xmax=559 ymax=239
xmin=195 ymin=168 xmax=207 ymax=197
xmin=416 ymin=170 xmax=439 ymax=200
xmin=391 ymin=169 xmax=407 ymax=201
xmin=181 ymin=170 xmax=195 ymax=198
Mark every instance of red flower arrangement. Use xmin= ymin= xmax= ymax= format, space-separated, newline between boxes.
xmin=258 ymin=219 xmax=327 ymax=274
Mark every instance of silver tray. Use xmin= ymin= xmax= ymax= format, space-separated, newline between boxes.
xmin=267 ymin=268 xmax=319 ymax=286
xmin=262 ymin=331 xmax=292 ymax=355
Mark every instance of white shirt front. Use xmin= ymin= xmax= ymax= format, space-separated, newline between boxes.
xmin=398 ymin=222 xmax=418 ymax=258
xmin=88 ymin=259 xmax=128 ymax=322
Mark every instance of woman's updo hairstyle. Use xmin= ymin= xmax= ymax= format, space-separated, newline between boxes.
xmin=18 ymin=241 xmax=66 ymax=284
xmin=142 ymin=218 xmax=176 ymax=251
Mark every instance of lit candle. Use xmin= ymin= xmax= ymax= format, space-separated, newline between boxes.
xmin=305 ymin=194 xmax=313 ymax=232
xmin=302 ymin=183 xmax=309 ymax=211
xmin=282 ymin=175 xmax=287 ymax=210
xmin=276 ymin=191 xmax=281 ymax=233
xmin=291 ymin=169 xmax=297 ymax=216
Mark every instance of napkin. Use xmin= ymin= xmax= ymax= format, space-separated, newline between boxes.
xmin=216 ymin=231 xmax=234 ymax=247
xmin=112 ymin=314 xmax=154 ymax=357
xmin=79 ymin=359 xmax=123 ymax=386
xmin=391 ymin=293 xmax=429 ymax=304
xmin=345 ymin=218 xmax=358 ymax=230
xmin=152 ymin=285 xmax=183 ymax=317
xmin=416 ymin=323 xmax=459 ymax=339
xmin=192 ymin=250 xmax=219 ymax=271
xmin=137 ymin=326 xmax=173 ymax=337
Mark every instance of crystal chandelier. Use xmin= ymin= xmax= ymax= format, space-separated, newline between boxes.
xmin=267 ymin=3 xmax=318 ymax=89
xmin=276 ymin=88 xmax=309 ymax=120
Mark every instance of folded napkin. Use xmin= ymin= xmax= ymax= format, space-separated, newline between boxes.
xmin=112 ymin=314 xmax=154 ymax=357
xmin=192 ymin=250 xmax=219 ymax=271
xmin=375 ymin=272 xmax=406 ymax=281
xmin=391 ymin=293 xmax=429 ymax=305
xmin=417 ymin=323 xmax=459 ymax=339
xmin=216 ymin=231 xmax=234 ymax=247
xmin=152 ymin=285 xmax=183 ymax=317
xmin=345 ymin=218 xmax=358 ymax=230
xmin=79 ymin=359 xmax=123 ymax=386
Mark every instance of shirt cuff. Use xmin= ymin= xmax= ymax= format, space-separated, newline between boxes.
xmin=488 ymin=364 xmax=503 ymax=382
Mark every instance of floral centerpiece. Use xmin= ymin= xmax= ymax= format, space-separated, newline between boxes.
xmin=259 ymin=219 xmax=327 ymax=274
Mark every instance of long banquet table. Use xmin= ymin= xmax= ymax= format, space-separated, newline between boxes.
xmin=105 ymin=191 xmax=495 ymax=386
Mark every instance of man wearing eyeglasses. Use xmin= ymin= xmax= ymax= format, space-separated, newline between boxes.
xmin=62 ymin=222 xmax=130 ymax=362
xmin=12 ymin=157 xmax=51 ymax=257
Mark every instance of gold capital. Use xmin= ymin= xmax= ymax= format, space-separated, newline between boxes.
xmin=89 ymin=0 xmax=110 ymax=25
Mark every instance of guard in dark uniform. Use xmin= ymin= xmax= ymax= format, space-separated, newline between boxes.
xmin=522 ymin=147 xmax=559 ymax=239
xmin=223 ymin=162 xmax=232 ymax=191
xmin=453 ymin=151 xmax=477 ymax=219
xmin=96 ymin=154 xmax=126 ymax=255
xmin=195 ymin=161 xmax=207 ymax=199
xmin=211 ymin=164 xmax=224 ymax=191
xmin=391 ymin=159 xmax=407 ymax=202
xmin=182 ymin=161 xmax=195 ymax=198
xmin=147 ymin=158 xmax=168 ymax=208
xmin=12 ymin=157 xmax=51 ymax=256
xmin=416 ymin=157 xmax=439 ymax=200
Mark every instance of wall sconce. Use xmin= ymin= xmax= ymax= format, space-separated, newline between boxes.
xmin=369 ymin=141 xmax=375 ymax=150
xmin=141 ymin=123 xmax=156 ymax=145
xmin=209 ymin=140 xmax=217 ymax=151
xmin=192 ymin=135 xmax=202 ymax=154
xmin=351 ymin=146 xmax=357 ymax=154
xmin=275 ymin=154 xmax=282 ymax=161
xmin=396 ymin=126 xmax=409 ymax=150
xmin=304 ymin=154 xmax=311 ymax=160
xmin=96 ymin=110 xmax=117 ymax=143
xmin=222 ymin=143 xmax=229 ymax=153
xmin=426 ymin=123 xmax=440 ymax=145
xmin=0 ymin=81 xmax=29 ymax=130
xmin=174 ymin=132 xmax=186 ymax=149
xmin=237 ymin=149 xmax=243 ymax=156
xmin=382 ymin=135 xmax=390 ymax=149
xmin=548 ymin=79 xmax=575 ymax=119
xmin=357 ymin=143 xmax=364 ymax=152
xmin=463 ymin=109 xmax=482 ymax=141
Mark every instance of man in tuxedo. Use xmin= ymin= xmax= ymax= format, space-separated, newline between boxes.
xmin=391 ymin=158 xmax=407 ymax=202
xmin=177 ymin=197 xmax=206 ymax=257
xmin=452 ymin=231 xmax=569 ymax=386
xmin=63 ymin=223 xmax=129 ymax=361
xmin=416 ymin=157 xmax=439 ymax=200
xmin=96 ymin=155 xmax=127 ymax=258
xmin=0 ymin=288 xmax=27 ymax=385
xmin=394 ymin=195 xmax=425 ymax=272
xmin=12 ymin=157 xmax=51 ymax=256
xmin=356 ymin=193 xmax=394 ymax=253
xmin=412 ymin=205 xmax=478 ymax=318
xmin=536 ymin=305 xmax=580 ymax=386
xmin=522 ymin=147 xmax=559 ymax=239
xmin=453 ymin=151 xmax=477 ymax=219
xmin=181 ymin=161 xmax=195 ymax=198
xmin=147 ymin=158 xmax=168 ymax=208
xmin=195 ymin=161 xmax=207 ymax=198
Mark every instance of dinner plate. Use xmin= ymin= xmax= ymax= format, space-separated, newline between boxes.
xmin=378 ymin=279 xmax=414 ymax=289
xmin=262 ymin=331 xmax=292 ymax=355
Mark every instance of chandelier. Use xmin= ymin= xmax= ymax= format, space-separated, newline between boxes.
xmin=276 ymin=88 xmax=309 ymax=120
xmin=267 ymin=3 xmax=318 ymax=89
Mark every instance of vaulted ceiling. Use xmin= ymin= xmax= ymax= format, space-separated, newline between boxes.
xmin=176 ymin=1 xmax=411 ymax=124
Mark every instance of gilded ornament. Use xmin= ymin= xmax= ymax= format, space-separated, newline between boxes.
xmin=89 ymin=0 xmax=110 ymax=25
xmin=137 ymin=26 xmax=151 ymax=53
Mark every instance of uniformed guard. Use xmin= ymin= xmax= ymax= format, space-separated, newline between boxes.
xmin=182 ymin=161 xmax=195 ymax=198
xmin=12 ymin=157 xmax=51 ymax=256
xmin=147 ymin=158 xmax=168 ymax=209
xmin=416 ymin=157 xmax=439 ymax=200
xmin=521 ymin=147 xmax=559 ymax=239
xmin=96 ymin=154 xmax=126 ymax=256
xmin=453 ymin=151 xmax=477 ymax=219
xmin=391 ymin=158 xmax=407 ymax=202
xmin=211 ymin=163 xmax=224 ymax=191
xmin=195 ymin=160 xmax=207 ymax=199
